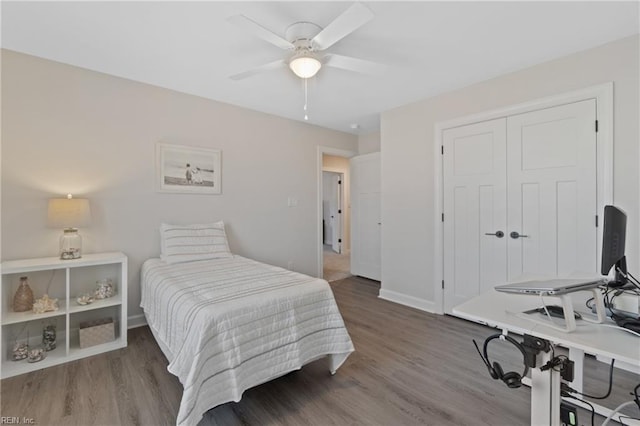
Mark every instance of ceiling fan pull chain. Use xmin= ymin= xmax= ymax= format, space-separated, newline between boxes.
xmin=304 ymin=78 xmax=309 ymax=121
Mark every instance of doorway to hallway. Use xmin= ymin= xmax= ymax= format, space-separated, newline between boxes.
xmin=323 ymin=244 xmax=351 ymax=282
xmin=321 ymin=153 xmax=352 ymax=282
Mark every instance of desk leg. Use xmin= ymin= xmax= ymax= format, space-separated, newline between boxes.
xmin=569 ymin=347 xmax=585 ymax=392
xmin=531 ymin=350 xmax=561 ymax=426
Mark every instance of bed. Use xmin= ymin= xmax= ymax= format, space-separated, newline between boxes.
xmin=140 ymin=228 xmax=355 ymax=426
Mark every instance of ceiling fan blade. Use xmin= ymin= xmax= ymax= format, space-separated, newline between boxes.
xmin=227 ymin=14 xmax=294 ymax=50
xmin=324 ymin=54 xmax=387 ymax=76
xmin=312 ymin=3 xmax=374 ymax=51
xmin=229 ymin=59 xmax=287 ymax=80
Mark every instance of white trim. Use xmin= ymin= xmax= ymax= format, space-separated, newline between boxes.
xmin=322 ymin=166 xmax=346 ymax=174
xmin=128 ymin=313 xmax=147 ymax=329
xmin=379 ymin=289 xmax=438 ymax=313
xmin=321 ymin=170 xmax=345 ymax=251
xmin=433 ymin=83 xmax=614 ymax=314
xmin=317 ymin=146 xmax=357 ymax=278
xmin=433 ymin=120 xmax=445 ymax=314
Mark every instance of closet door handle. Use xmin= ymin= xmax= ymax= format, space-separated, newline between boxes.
xmin=510 ymin=231 xmax=529 ymax=239
xmin=484 ymin=231 xmax=504 ymax=238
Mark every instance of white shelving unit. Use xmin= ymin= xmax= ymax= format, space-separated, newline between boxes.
xmin=1 ymin=252 xmax=127 ymax=378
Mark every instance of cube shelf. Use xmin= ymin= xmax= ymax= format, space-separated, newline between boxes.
xmin=1 ymin=252 xmax=127 ymax=378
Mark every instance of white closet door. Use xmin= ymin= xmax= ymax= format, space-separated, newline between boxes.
xmin=351 ymin=153 xmax=381 ymax=281
xmin=443 ymin=119 xmax=507 ymax=312
xmin=506 ymin=99 xmax=598 ymax=280
xmin=443 ymin=99 xmax=598 ymax=313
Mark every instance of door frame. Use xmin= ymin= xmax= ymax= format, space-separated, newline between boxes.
xmin=317 ymin=146 xmax=357 ymax=278
xmin=433 ymin=83 xmax=614 ymax=314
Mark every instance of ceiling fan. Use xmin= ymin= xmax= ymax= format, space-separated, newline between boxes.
xmin=227 ymin=2 xmax=385 ymax=81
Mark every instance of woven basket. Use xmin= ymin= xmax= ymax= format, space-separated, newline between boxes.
xmin=79 ymin=318 xmax=115 ymax=349
xmin=13 ymin=277 xmax=34 ymax=312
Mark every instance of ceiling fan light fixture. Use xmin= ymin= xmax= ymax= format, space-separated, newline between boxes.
xmin=289 ymin=54 xmax=322 ymax=79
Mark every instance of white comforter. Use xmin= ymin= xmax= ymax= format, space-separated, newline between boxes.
xmin=140 ymin=256 xmax=354 ymax=426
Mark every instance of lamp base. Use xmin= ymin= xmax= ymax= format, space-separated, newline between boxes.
xmin=60 ymin=228 xmax=82 ymax=260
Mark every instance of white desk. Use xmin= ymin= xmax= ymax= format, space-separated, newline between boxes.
xmin=453 ymin=290 xmax=639 ymax=425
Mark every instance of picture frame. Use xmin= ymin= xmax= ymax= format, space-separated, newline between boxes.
xmin=156 ymin=143 xmax=222 ymax=194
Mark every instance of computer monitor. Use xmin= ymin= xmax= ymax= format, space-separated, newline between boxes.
xmin=601 ymin=205 xmax=627 ymax=287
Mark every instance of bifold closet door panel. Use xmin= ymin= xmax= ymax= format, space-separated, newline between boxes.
xmin=443 ymin=118 xmax=507 ymax=313
xmin=506 ymin=99 xmax=598 ymax=281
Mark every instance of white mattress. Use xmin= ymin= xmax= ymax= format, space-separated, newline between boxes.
xmin=140 ymin=255 xmax=354 ymax=426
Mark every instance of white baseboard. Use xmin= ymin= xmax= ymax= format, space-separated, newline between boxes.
xmin=378 ymin=289 xmax=438 ymax=313
xmin=128 ymin=314 xmax=148 ymax=329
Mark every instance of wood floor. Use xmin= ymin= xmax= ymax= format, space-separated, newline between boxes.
xmin=323 ymin=245 xmax=351 ymax=282
xmin=1 ymin=276 xmax=638 ymax=425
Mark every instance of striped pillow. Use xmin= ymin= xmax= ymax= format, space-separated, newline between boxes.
xmin=160 ymin=221 xmax=232 ymax=264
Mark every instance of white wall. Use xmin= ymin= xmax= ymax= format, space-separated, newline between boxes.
xmin=322 ymin=154 xmax=351 ymax=253
xmin=1 ymin=50 xmax=357 ymax=319
xmin=358 ymin=131 xmax=381 ymax=154
xmin=381 ymin=35 xmax=639 ymax=312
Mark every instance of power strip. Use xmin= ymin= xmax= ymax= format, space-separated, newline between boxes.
xmin=560 ymin=401 xmax=578 ymax=426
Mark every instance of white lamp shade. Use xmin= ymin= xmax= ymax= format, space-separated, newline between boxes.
xmin=289 ymin=56 xmax=322 ymax=79
xmin=47 ymin=197 xmax=91 ymax=228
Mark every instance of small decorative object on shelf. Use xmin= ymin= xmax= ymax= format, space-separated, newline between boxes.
xmin=79 ymin=318 xmax=115 ymax=349
xmin=95 ymin=279 xmax=115 ymax=299
xmin=13 ymin=276 xmax=34 ymax=312
xmin=12 ymin=342 xmax=29 ymax=361
xmin=32 ymin=294 xmax=59 ymax=314
xmin=27 ymin=346 xmax=46 ymax=363
xmin=43 ymin=324 xmax=57 ymax=351
xmin=76 ymin=294 xmax=95 ymax=305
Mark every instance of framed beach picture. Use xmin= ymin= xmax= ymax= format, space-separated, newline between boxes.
xmin=156 ymin=143 xmax=221 ymax=194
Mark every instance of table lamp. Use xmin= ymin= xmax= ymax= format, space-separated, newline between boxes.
xmin=47 ymin=194 xmax=91 ymax=259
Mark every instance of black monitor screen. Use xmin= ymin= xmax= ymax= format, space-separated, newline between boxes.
xmin=601 ymin=205 xmax=627 ymax=279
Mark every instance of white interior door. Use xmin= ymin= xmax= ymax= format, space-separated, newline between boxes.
xmin=443 ymin=119 xmax=508 ymax=312
xmin=351 ymin=153 xmax=381 ymax=281
xmin=322 ymin=172 xmax=333 ymax=245
xmin=506 ymin=99 xmax=598 ymax=280
xmin=331 ymin=173 xmax=343 ymax=253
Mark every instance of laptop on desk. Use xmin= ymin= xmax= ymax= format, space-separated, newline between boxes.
xmin=495 ymin=278 xmax=606 ymax=296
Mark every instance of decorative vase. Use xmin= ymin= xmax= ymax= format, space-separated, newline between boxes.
xmin=43 ymin=324 xmax=57 ymax=351
xmin=12 ymin=342 xmax=29 ymax=361
xmin=95 ymin=279 xmax=115 ymax=299
xmin=13 ymin=276 xmax=34 ymax=312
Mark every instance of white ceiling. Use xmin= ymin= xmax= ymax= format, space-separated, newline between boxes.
xmin=2 ymin=1 xmax=638 ymax=134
